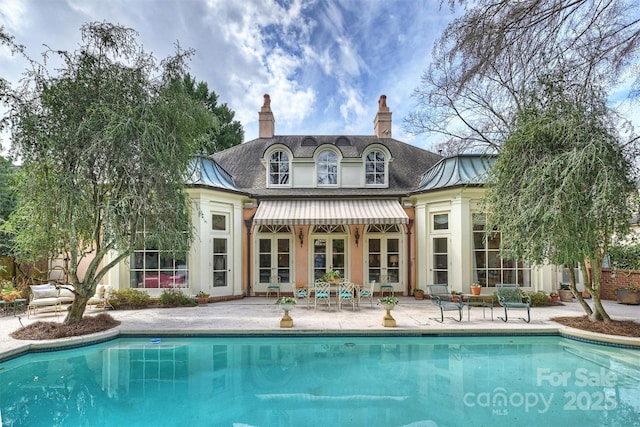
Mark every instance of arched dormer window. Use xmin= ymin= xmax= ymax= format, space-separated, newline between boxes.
xmin=268 ymin=150 xmax=290 ymax=186
xmin=365 ymin=149 xmax=386 ymax=185
xmin=317 ymin=150 xmax=338 ymax=185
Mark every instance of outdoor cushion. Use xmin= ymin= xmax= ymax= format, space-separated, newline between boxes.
xmin=30 ymin=284 xmax=58 ymax=300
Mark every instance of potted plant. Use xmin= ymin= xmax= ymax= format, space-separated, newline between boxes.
xmin=1 ymin=282 xmax=21 ymax=302
xmin=450 ymin=290 xmax=462 ymax=303
xmin=277 ymin=297 xmax=297 ymax=327
xmin=196 ymin=291 xmax=209 ymax=306
xmin=558 ymin=284 xmax=573 ymax=302
xmin=414 ymin=288 xmax=425 ymax=300
xmin=614 ymin=285 xmax=640 ymax=305
xmin=321 ymin=270 xmax=341 ymax=285
xmin=549 ymin=291 xmax=559 ymax=303
xmin=470 ymin=282 xmax=482 ymax=295
xmin=378 ymin=296 xmax=398 ymax=327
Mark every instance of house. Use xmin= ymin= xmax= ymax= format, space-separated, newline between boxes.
xmin=108 ymin=94 xmax=559 ymax=297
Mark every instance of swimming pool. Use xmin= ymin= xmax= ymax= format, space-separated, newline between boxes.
xmin=1 ymin=335 xmax=639 ymax=426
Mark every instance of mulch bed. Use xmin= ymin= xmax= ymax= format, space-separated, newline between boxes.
xmin=551 ymin=315 xmax=640 ymax=338
xmin=10 ymin=313 xmax=120 ymax=340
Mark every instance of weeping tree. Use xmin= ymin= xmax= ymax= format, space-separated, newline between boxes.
xmin=484 ymin=79 xmax=638 ymax=322
xmin=1 ymin=22 xmax=216 ymax=324
xmin=406 ymin=0 xmax=640 ymax=154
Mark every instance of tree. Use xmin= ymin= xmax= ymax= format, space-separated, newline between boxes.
xmin=483 ymin=79 xmax=638 ymax=322
xmin=406 ymin=0 xmax=640 ymax=153
xmin=0 ymin=155 xmax=17 ymax=256
xmin=182 ymin=74 xmax=244 ymax=154
xmin=1 ymin=22 xmax=216 ymax=324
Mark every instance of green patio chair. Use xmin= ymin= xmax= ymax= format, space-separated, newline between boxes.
xmin=497 ymin=284 xmax=531 ymax=323
xmin=428 ymin=284 xmax=463 ymax=322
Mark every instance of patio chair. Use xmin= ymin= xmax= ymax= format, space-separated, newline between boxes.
xmin=337 ymin=282 xmax=357 ymax=311
xmin=380 ymin=275 xmax=394 ymax=297
xmin=266 ymin=275 xmax=281 ymax=298
xmin=292 ymin=283 xmax=311 ymax=308
xmin=358 ymin=281 xmax=375 ymax=308
xmin=314 ymin=281 xmax=332 ymax=311
xmin=428 ymin=284 xmax=463 ymax=322
xmin=497 ymin=284 xmax=531 ymax=323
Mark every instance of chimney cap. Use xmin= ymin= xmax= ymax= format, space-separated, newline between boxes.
xmin=263 ymin=94 xmax=271 ymax=108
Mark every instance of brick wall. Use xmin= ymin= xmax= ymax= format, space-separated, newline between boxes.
xmin=600 ymin=268 xmax=640 ymax=300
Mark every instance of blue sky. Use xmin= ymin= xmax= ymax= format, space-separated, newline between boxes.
xmin=0 ymin=0 xmax=456 ymax=151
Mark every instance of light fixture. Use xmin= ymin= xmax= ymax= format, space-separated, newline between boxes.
xmin=298 ymin=227 xmax=304 ymax=247
xmin=390 ymin=255 xmax=399 ymax=266
xmin=354 ymin=227 xmax=360 ymax=247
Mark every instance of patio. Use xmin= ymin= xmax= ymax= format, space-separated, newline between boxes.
xmin=1 ymin=297 xmax=639 ymax=361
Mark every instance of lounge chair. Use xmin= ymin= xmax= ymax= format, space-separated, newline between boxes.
xmin=427 ymin=284 xmax=463 ymax=322
xmin=497 ymin=284 xmax=531 ymax=323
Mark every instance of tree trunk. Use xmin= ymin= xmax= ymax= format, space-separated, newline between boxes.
xmin=569 ymin=266 xmax=593 ymax=316
xmin=588 ymin=258 xmax=611 ymax=322
xmin=64 ymin=294 xmax=90 ymax=324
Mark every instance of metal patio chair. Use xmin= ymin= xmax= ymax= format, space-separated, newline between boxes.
xmin=428 ymin=284 xmax=463 ymax=322
xmin=497 ymin=284 xmax=531 ymax=323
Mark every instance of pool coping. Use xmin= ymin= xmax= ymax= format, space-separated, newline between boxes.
xmin=2 ymin=324 xmax=639 ymax=363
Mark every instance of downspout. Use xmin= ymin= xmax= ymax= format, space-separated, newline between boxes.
xmin=244 ymin=218 xmax=253 ymax=297
xmin=406 ymin=219 xmax=413 ymax=295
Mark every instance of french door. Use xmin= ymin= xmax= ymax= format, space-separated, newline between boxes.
xmin=313 ymin=237 xmax=346 ymax=281
xmin=367 ymin=237 xmax=400 ymax=284
xmin=258 ymin=237 xmax=292 ymax=285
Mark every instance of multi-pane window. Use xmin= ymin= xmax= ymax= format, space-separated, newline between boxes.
xmin=317 ymin=150 xmax=337 ymax=185
xmin=130 ymin=249 xmax=188 ymax=289
xmin=268 ymin=151 xmax=289 ymax=185
xmin=472 ymin=213 xmax=530 ymax=287
xmin=365 ymin=150 xmax=386 ymax=185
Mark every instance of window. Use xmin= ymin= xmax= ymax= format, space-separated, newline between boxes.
xmin=433 ymin=213 xmax=449 ymax=230
xmin=365 ymin=150 xmax=386 ymax=185
xmin=317 ymin=150 xmax=337 ymax=185
xmin=268 ymin=151 xmax=289 ymax=185
xmin=472 ymin=213 xmax=530 ymax=287
xmin=130 ymin=249 xmax=188 ymax=289
xmin=212 ymin=214 xmax=227 ymax=231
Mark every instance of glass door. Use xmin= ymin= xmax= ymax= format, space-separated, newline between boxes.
xmin=258 ymin=237 xmax=292 ymax=285
xmin=313 ymin=238 xmax=346 ymax=281
xmin=433 ymin=237 xmax=448 ymax=284
xmin=213 ymin=238 xmax=227 ymax=287
xmin=367 ymin=237 xmax=400 ymax=283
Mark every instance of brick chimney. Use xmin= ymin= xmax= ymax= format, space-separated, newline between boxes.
xmin=259 ymin=94 xmax=275 ymax=138
xmin=373 ymin=94 xmax=392 ymax=138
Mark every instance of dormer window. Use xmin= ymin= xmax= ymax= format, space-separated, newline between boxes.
xmin=365 ymin=150 xmax=386 ymax=185
xmin=317 ymin=150 xmax=338 ymax=185
xmin=268 ymin=150 xmax=290 ymax=186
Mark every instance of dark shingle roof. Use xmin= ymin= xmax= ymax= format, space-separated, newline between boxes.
xmin=211 ymin=135 xmax=441 ymax=197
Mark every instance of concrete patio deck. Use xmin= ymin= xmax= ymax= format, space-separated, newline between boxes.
xmin=1 ymin=296 xmax=639 ymax=361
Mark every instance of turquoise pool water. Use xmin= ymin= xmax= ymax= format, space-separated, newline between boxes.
xmin=0 ymin=335 xmax=639 ymax=426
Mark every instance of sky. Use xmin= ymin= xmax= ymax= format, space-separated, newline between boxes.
xmin=0 ymin=0 xmax=457 ymax=152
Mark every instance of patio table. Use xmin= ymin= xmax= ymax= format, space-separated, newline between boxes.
xmin=462 ymin=294 xmax=494 ymax=321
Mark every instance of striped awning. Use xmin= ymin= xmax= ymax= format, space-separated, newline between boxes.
xmin=253 ymin=200 xmax=409 ymax=225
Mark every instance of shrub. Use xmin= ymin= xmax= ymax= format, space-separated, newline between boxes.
xmin=109 ymin=288 xmax=151 ymax=309
xmin=524 ymin=290 xmax=552 ymax=307
xmin=608 ymin=244 xmax=640 ymax=270
xmin=160 ymin=288 xmax=196 ymax=307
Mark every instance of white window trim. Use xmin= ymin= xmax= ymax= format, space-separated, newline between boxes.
xmin=265 ymin=146 xmax=292 ymax=188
